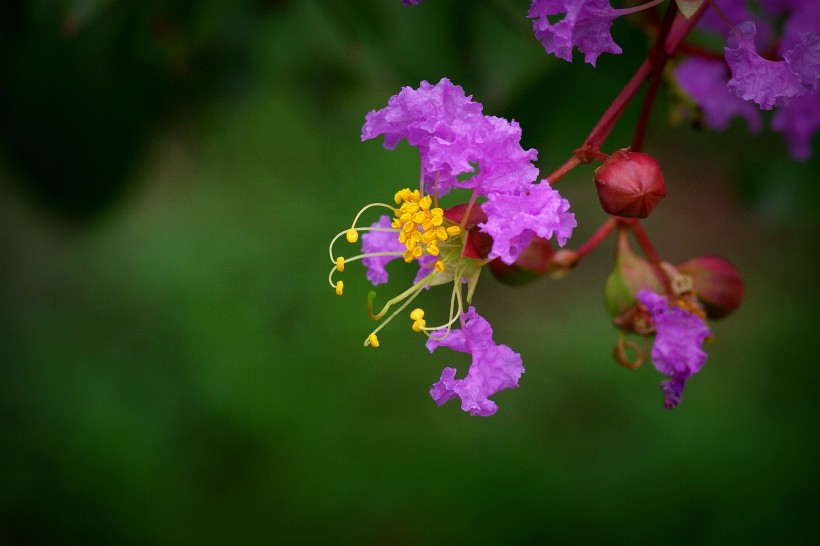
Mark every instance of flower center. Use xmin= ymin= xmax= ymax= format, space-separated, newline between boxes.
xmin=391 ymin=188 xmax=462 ymax=263
xmin=328 ymin=187 xmax=485 ymax=347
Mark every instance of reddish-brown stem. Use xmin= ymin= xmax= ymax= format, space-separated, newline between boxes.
xmin=632 ymin=1 xmax=679 ymax=151
xmin=630 ymin=221 xmax=672 ymax=295
xmin=546 ymin=155 xmax=583 ymax=184
xmin=582 ymin=2 xmax=708 ymax=152
xmin=575 ymin=217 xmax=618 ymax=260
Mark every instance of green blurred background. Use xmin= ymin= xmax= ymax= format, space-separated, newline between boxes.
xmin=1 ymin=1 xmax=818 ymax=543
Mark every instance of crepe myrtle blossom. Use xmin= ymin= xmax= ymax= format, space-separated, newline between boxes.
xmin=329 ymin=78 xmax=575 ymax=415
xmin=636 ymin=289 xmax=711 ymax=409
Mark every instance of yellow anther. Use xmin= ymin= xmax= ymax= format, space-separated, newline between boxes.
xmin=421 ymin=231 xmax=437 ymax=243
xmin=400 ymin=212 xmax=413 ymax=223
xmin=412 ymin=319 xmax=426 ymax=332
xmin=368 ymin=333 xmax=380 ymax=347
xmin=431 ymin=214 xmax=444 ymax=227
xmin=402 ymin=222 xmax=415 ymax=233
xmin=406 ymin=238 xmax=418 ymax=251
xmin=427 ymin=243 xmax=440 ymax=256
xmin=434 ymin=260 xmax=445 ymax=272
xmin=398 ymin=231 xmax=408 ymax=244
xmin=411 ymin=231 xmax=422 ymax=242
xmin=435 ymin=227 xmax=448 ymax=241
xmin=346 ymin=229 xmax=359 ymax=243
xmin=410 ymin=308 xmax=425 ymax=321
xmin=405 ymin=202 xmax=420 ymax=214
xmin=419 ymin=195 xmax=432 ymax=210
xmin=403 ymin=249 xmax=414 ymax=262
xmin=413 ymin=211 xmax=426 ymax=224
xmin=335 ymin=257 xmax=345 ymax=272
xmin=412 ymin=246 xmax=423 ymax=258
xmin=431 ymin=207 xmax=444 ymax=216
xmin=335 ymin=281 xmax=344 ymax=296
xmin=446 ymin=225 xmax=462 ymax=236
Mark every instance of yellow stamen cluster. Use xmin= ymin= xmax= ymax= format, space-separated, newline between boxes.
xmin=392 ymin=188 xmax=462 ymax=263
xmin=410 ymin=308 xmax=426 ymax=332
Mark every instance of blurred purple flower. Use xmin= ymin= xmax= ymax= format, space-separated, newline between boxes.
xmin=427 ymin=307 xmax=524 ymax=416
xmin=771 ymin=90 xmax=820 ymax=160
xmin=675 ymin=57 xmax=763 ymax=132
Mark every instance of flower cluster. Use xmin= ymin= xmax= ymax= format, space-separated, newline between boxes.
xmin=329 ymin=78 xmax=576 ymax=416
xmin=358 ymin=1 xmax=776 ymax=414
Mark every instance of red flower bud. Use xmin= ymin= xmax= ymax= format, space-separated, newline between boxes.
xmin=489 ymin=236 xmax=555 ymax=286
xmin=594 ymin=149 xmax=666 ymax=218
xmin=677 ymin=255 xmax=744 ymax=319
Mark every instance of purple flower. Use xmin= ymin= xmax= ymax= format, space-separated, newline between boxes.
xmin=528 ymin=0 xmax=622 ymax=67
xmin=362 ymin=78 xmax=539 ymax=198
xmin=637 ymin=290 xmax=711 ymax=410
xmin=725 ymin=22 xmax=805 ymax=110
xmin=675 ymin=57 xmax=763 ymax=132
xmin=361 ymin=215 xmax=404 ymax=285
xmin=479 ymin=182 xmax=576 ymax=265
xmin=771 ymin=90 xmax=820 ymax=160
xmin=427 ymin=307 xmax=524 ymax=416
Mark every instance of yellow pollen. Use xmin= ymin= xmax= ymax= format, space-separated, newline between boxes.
xmin=336 ymin=257 xmax=344 ymax=272
xmin=335 ymin=281 xmax=344 ymax=296
xmin=410 ymin=308 xmax=425 ymax=321
xmin=390 ymin=188 xmax=462 ymax=265
xmin=346 ymin=229 xmax=359 ymax=243
xmin=368 ymin=333 xmax=380 ymax=347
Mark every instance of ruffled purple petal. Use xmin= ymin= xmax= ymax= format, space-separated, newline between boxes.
xmin=479 ymin=182 xmax=576 ymax=265
xmin=528 ymin=0 xmax=622 ymax=67
xmin=637 ymin=290 xmax=711 ymax=410
xmin=725 ymin=22 xmax=803 ymax=110
xmin=361 ymin=78 xmax=538 ymax=198
xmin=361 ymin=78 xmax=486 ymax=195
xmin=426 ymin=307 xmax=524 ymax=416
xmin=360 ymin=215 xmax=403 ymax=285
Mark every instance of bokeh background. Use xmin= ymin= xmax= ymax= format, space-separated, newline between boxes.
xmin=1 ymin=1 xmax=818 ymax=544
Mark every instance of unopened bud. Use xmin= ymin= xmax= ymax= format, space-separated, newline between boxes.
xmin=677 ymin=255 xmax=744 ymax=319
xmin=594 ymin=149 xmax=666 ymax=218
xmin=603 ymin=229 xmax=664 ymax=317
xmin=489 ymin=236 xmax=555 ymax=286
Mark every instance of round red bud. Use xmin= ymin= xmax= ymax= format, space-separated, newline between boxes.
xmin=677 ymin=255 xmax=744 ymax=319
xmin=594 ymin=149 xmax=666 ymax=218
